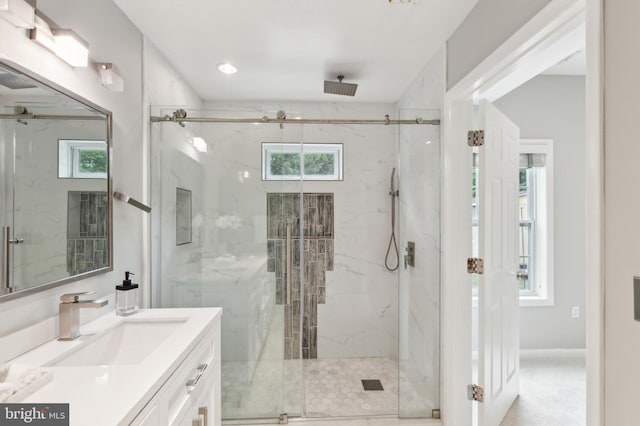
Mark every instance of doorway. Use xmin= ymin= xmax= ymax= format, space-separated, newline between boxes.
xmin=441 ymin=0 xmax=602 ymax=424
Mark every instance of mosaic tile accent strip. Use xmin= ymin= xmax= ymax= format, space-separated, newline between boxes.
xmin=67 ymin=191 xmax=108 ymax=275
xmin=67 ymin=238 xmax=108 ymax=275
xmin=267 ymin=193 xmax=334 ymax=239
xmin=267 ymin=193 xmax=334 ymax=359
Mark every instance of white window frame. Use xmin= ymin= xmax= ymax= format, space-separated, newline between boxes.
xmin=58 ymin=139 xmax=107 ymax=179
xmin=519 ymin=139 xmax=554 ymax=307
xmin=262 ymin=143 xmax=343 ymax=181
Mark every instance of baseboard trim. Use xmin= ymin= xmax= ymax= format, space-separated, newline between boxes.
xmin=520 ymin=348 xmax=586 ymax=357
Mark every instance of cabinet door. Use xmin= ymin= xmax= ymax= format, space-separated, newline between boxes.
xmin=130 ymin=401 xmax=159 ymax=426
xmin=174 ymin=399 xmax=197 ymax=426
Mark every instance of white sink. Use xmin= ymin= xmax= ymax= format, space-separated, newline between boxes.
xmin=48 ymin=319 xmax=187 ymax=366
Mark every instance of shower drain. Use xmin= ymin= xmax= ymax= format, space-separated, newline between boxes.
xmin=361 ymin=379 xmax=384 ymax=391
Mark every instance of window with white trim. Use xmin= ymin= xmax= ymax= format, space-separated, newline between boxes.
xmin=518 ymin=139 xmax=554 ymax=306
xmin=470 ymin=140 xmax=554 ymax=306
xmin=262 ymin=143 xmax=343 ymax=181
xmin=58 ymin=139 xmax=107 ymax=179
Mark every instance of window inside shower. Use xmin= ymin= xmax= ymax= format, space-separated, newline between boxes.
xmin=262 ymin=143 xmax=343 ymax=181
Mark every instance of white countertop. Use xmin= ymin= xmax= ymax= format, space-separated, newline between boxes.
xmin=10 ymin=307 xmax=222 ymax=426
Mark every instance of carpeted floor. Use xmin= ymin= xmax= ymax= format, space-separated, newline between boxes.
xmin=500 ymin=350 xmax=586 ymax=426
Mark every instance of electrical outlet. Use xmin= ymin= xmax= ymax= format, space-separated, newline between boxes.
xmin=571 ymin=306 xmax=580 ymax=319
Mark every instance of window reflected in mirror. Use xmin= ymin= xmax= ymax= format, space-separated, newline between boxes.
xmin=58 ymin=140 xmax=107 ymax=179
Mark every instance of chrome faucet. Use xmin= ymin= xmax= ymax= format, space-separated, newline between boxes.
xmin=58 ymin=292 xmax=108 ymax=340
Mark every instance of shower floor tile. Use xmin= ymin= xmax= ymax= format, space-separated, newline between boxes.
xmin=303 ymin=357 xmax=398 ymax=417
xmin=222 ymin=357 xmax=429 ymax=420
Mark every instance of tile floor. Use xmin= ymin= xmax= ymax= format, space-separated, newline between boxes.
xmin=303 ymin=358 xmax=398 ymax=416
xmin=222 ymin=357 xmax=432 ymax=420
xmin=285 ymin=418 xmax=442 ymax=426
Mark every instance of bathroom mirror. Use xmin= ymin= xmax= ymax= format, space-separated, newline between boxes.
xmin=0 ymin=59 xmax=112 ymax=302
xmin=176 ymin=188 xmax=192 ymax=245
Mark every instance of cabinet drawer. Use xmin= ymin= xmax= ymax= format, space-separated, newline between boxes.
xmin=166 ymin=331 xmax=215 ymax=425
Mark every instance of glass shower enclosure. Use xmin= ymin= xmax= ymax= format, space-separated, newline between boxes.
xmin=150 ymin=107 xmax=440 ymax=422
xmin=152 ymin=109 xmax=305 ymax=419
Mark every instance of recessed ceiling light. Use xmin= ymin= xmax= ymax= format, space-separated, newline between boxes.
xmin=218 ymin=63 xmax=237 ymax=74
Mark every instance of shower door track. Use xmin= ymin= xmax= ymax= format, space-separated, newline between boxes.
xmin=222 ymin=413 xmax=434 ymax=425
xmin=0 ymin=113 xmax=106 ymax=121
xmin=150 ymin=114 xmax=440 ymax=126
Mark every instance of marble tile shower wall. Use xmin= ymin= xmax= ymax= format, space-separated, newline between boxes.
xmin=201 ymin=101 xmax=399 ymax=360
xmin=267 ymin=193 xmax=334 ymax=359
xmin=67 ymin=191 xmax=108 ymax=275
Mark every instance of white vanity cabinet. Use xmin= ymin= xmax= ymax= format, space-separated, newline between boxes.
xmin=9 ymin=308 xmax=223 ymax=426
xmin=131 ymin=316 xmax=221 ymax=426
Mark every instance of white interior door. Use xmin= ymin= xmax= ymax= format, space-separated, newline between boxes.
xmin=477 ymin=100 xmax=520 ymax=426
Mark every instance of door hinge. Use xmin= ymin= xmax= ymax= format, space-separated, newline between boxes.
xmin=467 ymin=130 xmax=485 ymax=147
xmin=467 ymin=257 xmax=484 ymax=274
xmin=432 ymin=409 xmax=441 ymax=419
xmin=467 ymin=384 xmax=484 ymax=402
xmin=279 ymin=413 xmax=288 ymax=424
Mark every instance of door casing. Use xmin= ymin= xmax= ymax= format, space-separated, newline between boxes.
xmin=440 ymin=0 xmax=603 ymax=425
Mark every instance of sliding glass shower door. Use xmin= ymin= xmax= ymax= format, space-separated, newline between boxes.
xmin=397 ymin=108 xmax=441 ymax=418
xmin=151 ymin=107 xmax=443 ymax=421
xmin=151 ymin=109 xmax=304 ymax=421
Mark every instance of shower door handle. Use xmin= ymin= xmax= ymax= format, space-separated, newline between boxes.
xmin=2 ymin=226 xmax=11 ymax=295
xmin=286 ymin=224 xmax=292 ymax=305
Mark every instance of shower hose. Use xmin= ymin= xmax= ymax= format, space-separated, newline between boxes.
xmin=385 ymin=169 xmax=400 ymax=271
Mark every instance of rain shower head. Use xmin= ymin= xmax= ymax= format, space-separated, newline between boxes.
xmin=0 ymin=72 xmax=37 ymax=90
xmin=324 ymin=75 xmax=358 ymax=97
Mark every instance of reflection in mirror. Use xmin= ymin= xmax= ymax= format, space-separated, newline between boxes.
xmin=176 ymin=188 xmax=192 ymax=246
xmin=0 ymin=60 xmax=112 ymax=301
xmin=58 ymin=140 xmax=107 ymax=179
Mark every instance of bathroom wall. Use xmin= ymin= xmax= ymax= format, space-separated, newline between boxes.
xmin=603 ymin=0 xmax=640 ymax=423
xmin=396 ymin=47 xmax=444 ymax=416
xmin=0 ymin=0 xmax=146 ymax=356
xmin=201 ymin=101 xmax=399 ymax=360
xmin=494 ymin=75 xmax=586 ymax=349
xmin=142 ymin=38 xmax=204 ymax=309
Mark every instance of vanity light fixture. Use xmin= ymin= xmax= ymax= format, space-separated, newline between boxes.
xmin=217 ymin=63 xmax=237 ymax=74
xmin=29 ymin=14 xmax=89 ymax=67
xmin=192 ymin=137 xmax=208 ymax=153
xmin=29 ymin=15 xmax=55 ymax=51
xmin=94 ymin=62 xmax=124 ymax=92
xmin=52 ymin=29 xmax=89 ymax=67
xmin=0 ymin=0 xmax=35 ymax=29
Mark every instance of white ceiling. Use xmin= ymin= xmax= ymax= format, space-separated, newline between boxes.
xmin=114 ymin=0 xmax=479 ymax=103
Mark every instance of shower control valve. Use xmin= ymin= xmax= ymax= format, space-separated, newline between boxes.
xmin=404 ymin=241 xmax=415 ymax=268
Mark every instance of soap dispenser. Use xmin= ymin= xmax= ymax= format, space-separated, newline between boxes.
xmin=116 ymin=271 xmax=139 ymax=316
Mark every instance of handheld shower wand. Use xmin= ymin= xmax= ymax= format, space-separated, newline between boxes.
xmin=385 ymin=168 xmax=400 ymax=271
